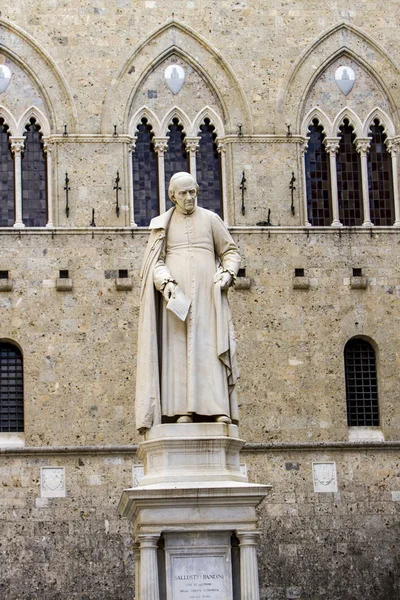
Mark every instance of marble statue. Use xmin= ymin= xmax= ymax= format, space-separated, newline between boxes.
xmin=136 ymin=172 xmax=241 ymax=434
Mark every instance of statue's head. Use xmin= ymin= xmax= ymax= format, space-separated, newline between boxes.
xmin=168 ymin=172 xmax=199 ymax=214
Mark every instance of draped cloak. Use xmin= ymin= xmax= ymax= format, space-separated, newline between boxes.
xmin=135 ymin=206 xmax=240 ymax=431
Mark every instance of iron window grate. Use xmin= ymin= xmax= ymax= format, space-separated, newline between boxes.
xmin=0 ymin=343 xmax=23 ymax=432
xmin=345 ymin=339 xmax=379 ymax=426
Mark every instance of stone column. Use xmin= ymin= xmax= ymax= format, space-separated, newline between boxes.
xmin=132 ymin=541 xmax=141 ymax=600
xmin=386 ymin=139 xmax=400 ymax=227
xmin=301 ymin=139 xmax=311 ymax=227
xmin=324 ymin=138 xmax=342 ymax=226
xmin=355 ymin=138 xmax=373 ymax=227
xmin=137 ymin=534 xmax=160 ymax=600
xmin=154 ymin=138 xmax=168 ymax=215
xmin=237 ymin=530 xmax=261 ymax=600
xmin=128 ymin=140 xmax=137 ymax=227
xmin=43 ymin=140 xmax=54 ymax=228
xmin=185 ymin=137 xmax=200 ymax=179
xmin=217 ymin=140 xmax=229 ymax=224
xmin=10 ymin=137 xmax=25 ymax=228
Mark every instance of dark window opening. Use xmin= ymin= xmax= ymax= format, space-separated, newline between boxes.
xmin=0 ymin=118 xmax=15 ymax=227
xmin=132 ymin=118 xmax=159 ymax=227
xmin=305 ymin=119 xmax=332 ymax=226
xmin=0 ymin=270 xmax=9 ymax=279
xmin=295 ymin=268 xmax=305 ymax=277
xmin=22 ymin=118 xmax=47 ymax=227
xmin=238 ymin=268 xmax=246 ymax=278
xmin=367 ymin=120 xmax=394 ymax=226
xmin=337 ymin=120 xmax=363 ymax=226
xmin=59 ymin=270 xmax=69 ymax=279
xmin=345 ymin=338 xmax=379 ymax=426
xmin=0 ymin=342 xmax=23 ymax=432
xmin=164 ymin=118 xmax=189 ymax=207
xmin=118 ymin=269 xmax=129 ymax=279
xmin=352 ymin=268 xmax=362 ymax=277
xmin=196 ymin=119 xmax=222 ymax=216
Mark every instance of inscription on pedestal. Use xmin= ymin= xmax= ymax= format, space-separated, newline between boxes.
xmin=165 ymin=533 xmax=233 ymax=600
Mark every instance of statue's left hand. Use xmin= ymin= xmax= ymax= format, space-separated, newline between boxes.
xmin=214 ymin=270 xmax=232 ymax=290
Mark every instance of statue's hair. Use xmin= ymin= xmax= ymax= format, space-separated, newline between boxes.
xmin=168 ymin=172 xmax=199 ymax=202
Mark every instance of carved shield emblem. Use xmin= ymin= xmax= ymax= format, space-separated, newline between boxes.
xmin=164 ymin=64 xmax=185 ymax=95
xmin=335 ymin=66 xmax=355 ymax=96
xmin=0 ymin=64 xmax=11 ymax=94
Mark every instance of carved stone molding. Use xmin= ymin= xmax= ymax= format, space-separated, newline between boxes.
xmin=324 ymin=137 xmax=340 ymax=155
xmin=355 ymin=138 xmax=371 ymax=156
xmin=153 ymin=137 xmax=169 ymax=155
xmin=9 ymin=137 xmax=25 ymax=156
xmin=184 ymin=136 xmax=200 ymax=154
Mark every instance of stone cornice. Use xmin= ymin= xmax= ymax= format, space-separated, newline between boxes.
xmin=219 ymin=134 xmax=306 ymax=144
xmin=47 ymin=134 xmax=134 ymax=144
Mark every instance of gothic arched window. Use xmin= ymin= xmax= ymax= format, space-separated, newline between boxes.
xmin=133 ymin=118 xmax=159 ymax=227
xmin=0 ymin=118 xmax=15 ymax=227
xmin=196 ymin=119 xmax=222 ymax=216
xmin=164 ymin=119 xmax=189 ymax=206
xmin=367 ymin=120 xmax=394 ymax=226
xmin=22 ymin=117 xmax=47 ymax=227
xmin=344 ymin=338 xmax=379 ymax=427
xmin=305 ymin=119 xmax=332 ymax=226
xmin=0 ymin=342 xmax=23 ymax=432
xmin=336 ymin=120 xmax=362 ymax=226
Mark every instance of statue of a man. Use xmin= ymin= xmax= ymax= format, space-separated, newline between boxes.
xmin=136 ymin=172 xmax=240 ymax=434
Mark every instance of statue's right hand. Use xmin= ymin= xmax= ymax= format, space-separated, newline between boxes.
xmin=163 ymin=281 xmax=176 ymax=301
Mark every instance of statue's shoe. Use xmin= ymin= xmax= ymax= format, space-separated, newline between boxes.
xmin=177 ymin=415 xmax=193 ymax=423
xmin=215 ymin=415 xmax=232 ymax=424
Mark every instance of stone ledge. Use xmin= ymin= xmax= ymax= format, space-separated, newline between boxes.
xmin=350 ymin=276 xmax=368 ymax=289
xmin=56 ymin=278 xmax=73 ymax=291
xmin=115 ymin=277 xmax=133 ymax=291
xmin=0 ymin=279 xmax=13 ymax=291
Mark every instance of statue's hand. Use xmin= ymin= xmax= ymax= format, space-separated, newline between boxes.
xmin=163 ymin=281 xmax=176 ymax=301
xmin=214 ymin=270 xmax=232 ymax=290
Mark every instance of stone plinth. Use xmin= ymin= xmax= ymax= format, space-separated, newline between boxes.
xmin=119 ymin=424 xmax=270 ymax=599
xmin=137 ymin=423 xmax=247 ymax=485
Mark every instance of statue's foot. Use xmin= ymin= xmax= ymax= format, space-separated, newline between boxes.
xmin=215 ymin=415 xmax=232 ymax=424
xmin=177 ymin=415 xmax=193 ymax=423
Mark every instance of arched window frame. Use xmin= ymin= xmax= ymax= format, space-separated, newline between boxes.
xmin=303 ymin=117 xmax=332 ymax=226
xmin=129 ymin=106 xmax=227 ymax=226
xmin=344 ymin=337 xmax=380 ymax=428
xmin=0 ymin=340 xmax=24 ymax=440
xmin=302 ymin=107 xmax=400 ymax=227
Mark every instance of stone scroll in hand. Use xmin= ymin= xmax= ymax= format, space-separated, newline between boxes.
xmin=166 ymin=286 xmax=191 ymax=321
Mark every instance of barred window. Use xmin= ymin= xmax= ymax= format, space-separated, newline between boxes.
xmin=367 ymin=120 xmax=394 ymax=226
xmin=344 ymin=338 xmax=379 ymax=426
xmin=337 ymin=121 xmax=363 ymax=226
xmin=22 ymin=117 xmax=47 ymax=227
xmin=133 ymin=118 xmax=159 ymax=227
xmin=305 ymin=119 xmax=332 ymax=226
xmin=164 ymin=119 xmax=189 ymax=207
xmin=196 ymin=119 xmax=222 ymax=217
xmin=0 ymin=342 xmax=23 ymax=432
xmin=0 ymin=118 xmax=15 ymax=227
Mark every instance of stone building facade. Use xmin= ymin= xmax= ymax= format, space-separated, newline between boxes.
xmin=0 ymin=2 xmax=399 ymax=599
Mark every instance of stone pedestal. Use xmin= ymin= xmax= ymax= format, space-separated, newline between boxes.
xmin=118 ymin=424 xmax=270 ymax=600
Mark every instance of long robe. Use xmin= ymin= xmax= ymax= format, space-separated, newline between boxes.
xmin=135 ymin=206 xmax=240 ymax=431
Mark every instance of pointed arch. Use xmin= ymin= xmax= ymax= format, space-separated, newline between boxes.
xmin=128 ymin=106 xmax=162 ymax=137
xmin=161 ymin=107 xmax=191 ymax=136
xmin=17 ymin=106 xmax=51 ymax=137
xmin=279 ymin=22 xmax=400 ymax=131
xmin=0 ymin=18 xmax=78 ymax=132
xmin=363 ymin=108 xmax=395 ymax=138
xmin=101 ymin=19 xmax=252 ymax=134
xmin=192 ymin=106 xmax=225 ymax=138
xmin=333 ymin=108 xmax=363 ymax=138
xmin=301 ymin=107 xmax=333 ymax=137
xmin=0 ymin=106 xmax=17 ymax=136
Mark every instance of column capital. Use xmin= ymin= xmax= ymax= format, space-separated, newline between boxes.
xmin=153 ymin=137 xmax=169 ymax=155
xmin=216 ymin=139 xmax=227 ymax=154
xmin=236 ymin=530 xmax=261 ymax=546
xmin=301 ymin=139 xmax=309 ymax=155
xmin=9 ymin=136 xmax=25 ymax=156
xmin=323 ymin=137 xmax=340 ymax=155
xmin=185 ymin=136 xmax=200 ymax=154
xmin=128 ymin=139 xmax=137 ymax=154
xmin=385 ymin=138 xmax=400 ymax=155
xmin=137 ymin=533 xmax=160 ymax=549
xmin=355 ymin=138 xmax=371 ymax=156
xmin=42 ymin=139 xmax=53 ymax=155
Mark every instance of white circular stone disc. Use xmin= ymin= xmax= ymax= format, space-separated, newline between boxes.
xmin=335 ymin=66 xmax=355 ymax=96
xmin=0 ymin=65 xmax=11 ymax=94
xmin=164 ymin=64 xmax=185 ymax=95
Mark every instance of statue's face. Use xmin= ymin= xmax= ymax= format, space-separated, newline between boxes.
xmin=172 ymin=176 xmax=198 ymax=213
